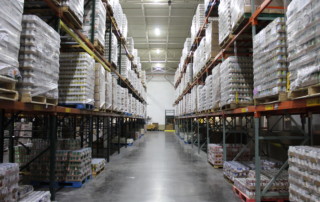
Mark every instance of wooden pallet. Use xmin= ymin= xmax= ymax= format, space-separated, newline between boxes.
xmin=32 ymin=175 xmax=92 ymax=188
xmin=61 ymin=6 xmax=82 ymax=29
xmin=92 ymin=167 xmax=105 ymax=177
xmin=94 ymin=40 xmax=104 ymax=55
xmin=254 ymin=92 xmax=287 ymax=105
xmin=289 ymin=84 xmax=320 ymax=99
xmin=221 ymin=102 xmax=252 ymax=110
xmin=0 ymin=76 xmax=18 ymax=101
xmin=20 ymin=93 xmax=58 ymax=105
xmin=208 ymin=161 xmax=223 ymax=169
xmin=232 ymin=186 xmax=289 ymax=202
xmin=59 ymin=103 xmax=94 ymax=110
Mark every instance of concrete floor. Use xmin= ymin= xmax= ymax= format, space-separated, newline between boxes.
xmin=56 ymin=131 xmax=239 ymax=202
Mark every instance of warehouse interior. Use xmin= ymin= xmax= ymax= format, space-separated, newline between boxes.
xmin=0 ymin=0 xmax=320 ymax=202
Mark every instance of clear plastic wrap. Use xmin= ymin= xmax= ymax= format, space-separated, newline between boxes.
xmin=120 ymin=47 xmax=130 ymax=78
xmin=230 ymin=0 xmax=284 ymax=31
xmin=205 ymin=75 xmax=213 ymax=110
xmin=94 ymin=63 xmax=106 ymax=109
xmin=288 ymin=146 xmax=320 ymax=201
xmin=61 ymin=0 xmax=84 ymax=24
xmin=218 ymin=0 xmax=231 ymax=45
xmin=0 ymin=163 xmax=19 ymax=201
xmin=287 ymin=0 xmax=320 ymax=91
xmin=82 ymin=0 xmax=106 ymax=46
xmin=104 ymin=31 xmax=118 ymax=65
xmin=212 ymin=64 xmax=221 ymax=108
xmin=105 ymin=71 xmax=113 ymax=110
xmin=122 ymin=14 xmax=128 ymax=39
xmin=18 ymin=15 xmax=60 ymax=99
xmin=59 ymin=52 xmax=95 ymax=105
xmin=0 ymin=0 xmax=23 ymax=78
xmin=253 ymin=17 xmax=287 ymax=99
xmin=19 ymin=191 xmax=51 ymax=202
xmin=193 ymin=38 xmax=206 ymax=77
xmin=205 ymin=18 xmax=219 ymax=61
xmin=223 ymin=161 xmax=250 ymax=182
xmin=220 ymin=56 xmax=253 ymax=107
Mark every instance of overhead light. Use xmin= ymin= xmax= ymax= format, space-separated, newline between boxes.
xmin=156 ymin=49 xmax=160 ymax=54
xmin=154 ymin=27 xmax=161 ymax=36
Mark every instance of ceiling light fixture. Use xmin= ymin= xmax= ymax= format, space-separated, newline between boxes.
xmin=154 ymin=27 xmax=161 ymax=36
xmin=156 ymin=49 xmax=160 ymax=54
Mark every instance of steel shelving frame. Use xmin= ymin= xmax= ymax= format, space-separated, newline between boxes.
xmin=174 ymin=0 xmax=319 ymax=201
xmin=0 ymin=0 xmax=147 ymax=200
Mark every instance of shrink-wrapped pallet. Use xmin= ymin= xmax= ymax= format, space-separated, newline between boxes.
xmin=112 ymin=77 xmax=118 ymax=111
xmin=212 ymin=64 xmax=221 ymax=109
xmin=59 ymin=52 xmax=95 ymax=105
xmin=230 ymin=0 xmax=284 ymax=31
xmin=94 ymin=63 xmax=106 ymax=109
xmin=220 ymin=56 xmax=253 ymax=107
xmin=205 ymin=18 xmax=219 ymax=61
xmin=253 ymin=18 xmax=287 ymax=99
xmin=122 ymin=14 xmax=128 ymax=39
xmin=287 ymin=0 xmax=320 ymax=91
xmin=105 ymin=71 xmax=113 ymax=110
xmin=205 ymin=75 xmax=213 ymax=110
xmin=18 ymin=15 xmax=60 ymax=99
xmin=0 ymin=0 xmax=23 ymax=78
xmin=288 ymin=146 xmax=320 ymax=201
xmin=61 ymin=0 xmax=85 ymax=25
xmin=218 ymin=0 xmax=231 ymax=45
xmin=104 ymin=32 xmax=118 ymax=65
xmin=83 ymin=0 xmax=106 ymax=46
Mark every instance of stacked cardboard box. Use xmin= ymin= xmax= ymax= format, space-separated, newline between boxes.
xmin=0 ymin=163 xmax=19 ymax=201
xmin=59 ymin=52 xmax=95 ymax=105
xmin=18 ymin=15 xmax=60 ymax=100
xmin=288 ymin=146 xmax=320 ymax=201
xmin=205 ymin=18 xmax=219 ymax=61
xmin=287 ymin=0 xmax=320 ymax=91
xmin=0 ymin=0 xmax=23 ymax=78
xmin=94 ymin=64 xmax=106 ymax=109
xmin=253 ymin=18 xmax=287 ymax=99
xmin=82 ymin=0 xmax=106 ymax=46
xmin=220 ymin=56 xmax=253 ymax=107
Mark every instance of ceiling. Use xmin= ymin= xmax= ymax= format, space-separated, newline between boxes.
xmin=120 ymin=0 xmax=202 ymax=74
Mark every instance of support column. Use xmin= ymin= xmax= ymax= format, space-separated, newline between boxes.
xmin=49 ymin=114 xmax=57 ymax=201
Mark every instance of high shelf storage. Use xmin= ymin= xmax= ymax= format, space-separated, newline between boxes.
xmin=0 ymin=0 xmax=146 ymax=200
xmin=174 ymin=0 xmax=320 ymax=201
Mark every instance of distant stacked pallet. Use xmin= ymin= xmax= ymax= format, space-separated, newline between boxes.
xmin=92 ymin=158 xmax=106 ymax=176
xmin=59 ymin=52 xmax=95 ymax=109
xmin=287 ymin=0 xmax=320 ymax=98
xmin=18 ymin=15 xmax=60 ymax=105
xmin=104 ymin=32 xmax=118 ymax=66
xmin=82 ymin=0 xmax=106 ymax=55
xmin=94 ymin=64 xmax=106 ymax=110
xmin=288 ymin=146 xmax=320 ymax=202
xmin=220 ymin=57 xmax=253 ymax=109
xmin=253 ymin=17 xmax=288 ymax=104
xmin=0 ymin=0 xmax=22 ymax=101
xmin=208 ymin=144 xmax=250 ymax=167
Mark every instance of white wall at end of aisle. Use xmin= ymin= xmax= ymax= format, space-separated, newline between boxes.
xmin=147 ymin=75 xmax=175 ymax=125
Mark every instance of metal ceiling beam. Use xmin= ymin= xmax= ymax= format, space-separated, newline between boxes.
xmin=141 ymin=1 xmax=152 ymax=64
xmin=165 ymin=4 xmax=172 ymax=70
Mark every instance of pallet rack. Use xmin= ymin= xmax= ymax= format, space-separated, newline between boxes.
xmin=0 ymin=0 xmax=146 ymax=200
xmin=174 ymin=0 xmax=320 ymax=201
